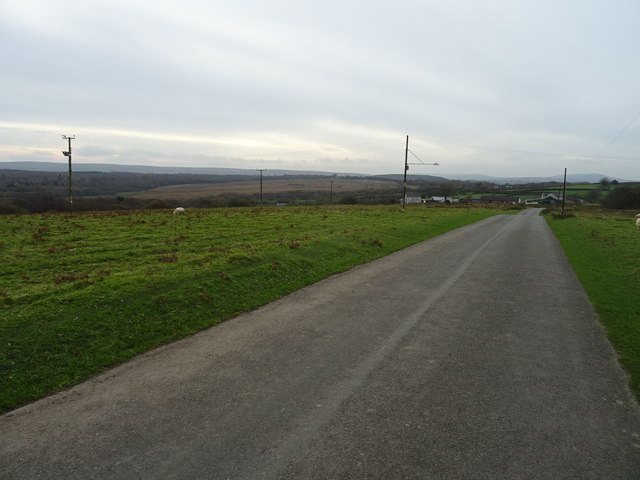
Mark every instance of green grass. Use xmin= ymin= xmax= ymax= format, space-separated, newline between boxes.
xmin=0 ymin=205 xmax=505 ymax=412
xmin=462 ymin=184 xmax=604 ymax=203
xmin=545 ymin=208 xmax=640 ymax=400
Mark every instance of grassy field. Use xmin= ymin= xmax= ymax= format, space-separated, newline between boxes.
xmin=536 ymin=184 xmax=601 ymax=193
xmin=545 ymin=208 xmax=640 ymax=400
xmin=0 ymin=204 xmax=506 ymax=413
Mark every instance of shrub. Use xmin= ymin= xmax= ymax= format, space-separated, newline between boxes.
xmin=0 ymin=201 xmax=28 ymax=214
xmin=144 ymin=199 xmax=168 ymax=209
xmin=601 ymin=187 xmax=640 ymax=209
xmin=339 ymin=195 xmax=358 ymax=205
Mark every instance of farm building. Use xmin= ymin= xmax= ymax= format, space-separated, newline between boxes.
xmin=524 ymin=193 xmax=585 ymax=205
xmin=426 ymin=196 xmax=463 ymax=203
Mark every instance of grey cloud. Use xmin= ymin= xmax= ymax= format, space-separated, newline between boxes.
xmin=0 ymin=0 xmax=638 ymax=179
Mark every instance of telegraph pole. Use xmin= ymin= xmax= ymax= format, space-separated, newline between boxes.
xmin=62 ymin=135 xmax=75 ymax=211
xmin=561 ymin=168 xmax=567 ymax=215
xmin=257 ymin=169 xmax=266 ymax=207
xmin=402 ymin=135 xmax=409 ymax=211
xmin=402 ymin=135 xmax=439 ymax=211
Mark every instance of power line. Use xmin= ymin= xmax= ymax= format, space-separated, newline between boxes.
xmin=407 ymin=149 xmax=439 ymax=165
xmin=86 ymin=137 xmax=403 ymax=161
xmin=591 ymin=110 xmax=640 ymax=160
xmin=414 ymin=129 xmax=640 ymax=160
xmin=412 ymin=135 xmax=572 ymax=158
xmin=77 ymin=129 xmax=638 ymax=165
xmin=239 ymin=137 xmax=401 ymax=158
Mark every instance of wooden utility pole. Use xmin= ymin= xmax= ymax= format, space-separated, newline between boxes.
xmin=62 ymin=135 xmax=75 ymax=211
xmin=402 ymin=135 xmax=409 ymax=211
xmin=561 ymin=168 xmax=567 ymax=215
xmin=402 ymin=135 xmax=439 ymax=211
xmin=257 ymin=169 xmax=266 ymax=207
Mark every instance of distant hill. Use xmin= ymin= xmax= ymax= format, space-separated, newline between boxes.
xmin=0 ymin=161 xmax=363 ymax=177
xmin=0 ymin=161 xmax=634 ymax=184
xmin=438 ymin=173 xmax=636 ymax=184
xmin=373 ymin=173 xmax=451 ymax=183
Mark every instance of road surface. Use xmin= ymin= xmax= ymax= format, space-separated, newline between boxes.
xmin=2 ymin=209 xmax=639 ymax=479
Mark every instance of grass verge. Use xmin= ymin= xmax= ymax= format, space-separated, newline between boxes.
xmin=0 ymin=205 xmax=507 ymax=413
xmin=545 ymin=208 xmax=640 ymax=401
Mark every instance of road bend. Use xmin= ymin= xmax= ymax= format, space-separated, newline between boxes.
xmin=2 ymin=209 xmax=639 ymax=479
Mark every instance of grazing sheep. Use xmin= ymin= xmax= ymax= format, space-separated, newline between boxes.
xmin=636 ymin=213 xmax=640 ymax=231
xmin=173 ymin=207 xmax=185 ymax=215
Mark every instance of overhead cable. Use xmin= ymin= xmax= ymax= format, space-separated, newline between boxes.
xmin=590 ymin=110 xmax=640 ymax=160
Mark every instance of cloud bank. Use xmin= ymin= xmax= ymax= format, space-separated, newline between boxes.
xmin=1 ymin=0 xmax=639 ymax=179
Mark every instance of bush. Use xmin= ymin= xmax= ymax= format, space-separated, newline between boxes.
xmin=222 ymin=195 xmax=255 ymax=208
xmin=601 ymin=187 xmax=640 ymax=209
xmin=144 ymin=199 xmax=168 ymax=209
xmin=0 ymin=201 xmax=28 ymax=214
xmin=339 ymin=195 xmax=358 ymax=205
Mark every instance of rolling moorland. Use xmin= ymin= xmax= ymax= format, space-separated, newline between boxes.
xmin=1 ymin=164 xmax=639 ymax=413
xmin=1 ymin=166 xmax=638 ymax=213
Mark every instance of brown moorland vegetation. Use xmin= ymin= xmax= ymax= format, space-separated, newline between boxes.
xmin=121 ymin=178 xmax=398 ymax=201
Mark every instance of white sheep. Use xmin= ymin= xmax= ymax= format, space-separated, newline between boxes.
xmin=173 ymin=207 xmax=185 ymax=215
xmin=636 ymin=213 xmax=640 ymax=231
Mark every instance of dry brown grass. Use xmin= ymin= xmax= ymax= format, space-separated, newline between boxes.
xmin=122 ymin=178 xmax=396 ymax=200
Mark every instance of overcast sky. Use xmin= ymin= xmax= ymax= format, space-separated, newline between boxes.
xmin=1 ymin=0 xmax=639 ymax=179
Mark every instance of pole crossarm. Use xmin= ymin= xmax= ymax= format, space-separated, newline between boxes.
xmin=408 ymin=149 xmax=439 ymax=166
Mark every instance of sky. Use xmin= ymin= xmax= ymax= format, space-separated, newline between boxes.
xmin=1 ymin=0 xmax=639 ymax=180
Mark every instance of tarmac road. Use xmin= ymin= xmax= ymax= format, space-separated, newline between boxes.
xmin=2 ymin=209 xmax=639 ymax=479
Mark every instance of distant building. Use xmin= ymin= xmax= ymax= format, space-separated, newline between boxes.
xmin=423 ymin=196 xmax=462 ymax=203
xmin=404 ymin=195 xmax=423 ymax=204
xmin=523 ymin=193 xmax=562 ymax=205
xmin=525 ymin=193 xmax=585 ymax=205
